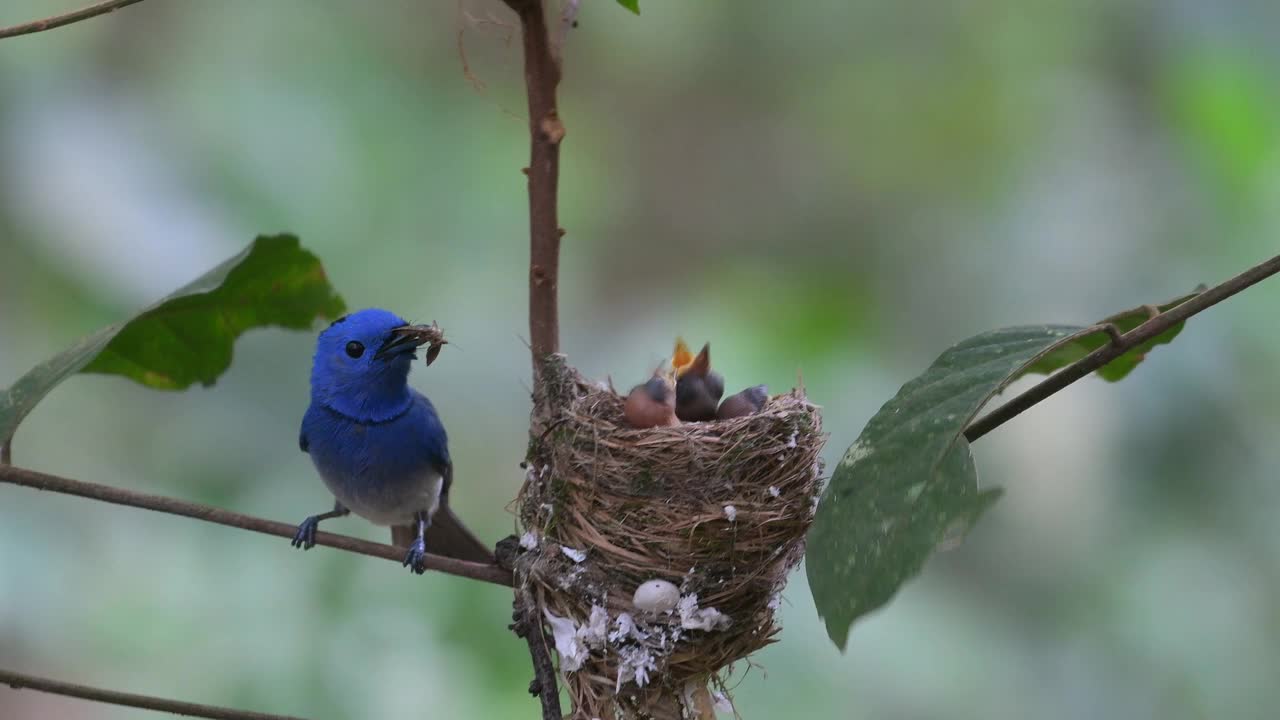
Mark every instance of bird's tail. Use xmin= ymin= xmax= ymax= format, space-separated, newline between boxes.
xmin=391 ymin=504 xmax=493 ymax=564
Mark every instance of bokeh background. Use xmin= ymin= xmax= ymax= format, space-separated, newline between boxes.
xmin=2 ymin=1 xmax=1279 ymax=718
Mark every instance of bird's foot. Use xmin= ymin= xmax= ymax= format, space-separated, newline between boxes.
xmin=402 ymin=537 xmax=428 ymax=574
xmin=291 ymin=516 xmax=321 ymax=550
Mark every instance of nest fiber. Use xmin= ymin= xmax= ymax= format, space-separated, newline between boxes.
xmin=516 ymin=356 xmax=824 ymax=719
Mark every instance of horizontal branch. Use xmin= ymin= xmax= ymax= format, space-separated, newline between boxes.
xmin=0 ymin=464 xmax=513 ymax=587
xmin=0 ymin=667 xmax=304 ymax=720
xmin=965 ymin=252 xmax=1280 ymax=442
xmin=0 ymin=0 xmax=145 ymax=40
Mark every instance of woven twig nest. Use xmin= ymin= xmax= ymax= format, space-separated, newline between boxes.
xmin=516 ymin=355 xmax=825 ymax=719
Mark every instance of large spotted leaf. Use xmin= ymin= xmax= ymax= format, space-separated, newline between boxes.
xmin=806 ymin=288 xmax=1203 ymax=651
xmin=806 ymin=325 xmax=1095 ymax=650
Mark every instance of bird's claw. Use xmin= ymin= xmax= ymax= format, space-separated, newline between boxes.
xmin=402 ymin=537 xmax=428 ymax=574
xmin=292 ymin=516 xmax=320 ymax=550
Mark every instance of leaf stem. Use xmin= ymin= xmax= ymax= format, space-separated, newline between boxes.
xmin=500 ymin=1 xmax=566 ymax=717
xmin=965 ymin=253 xmax=1280 ymax=442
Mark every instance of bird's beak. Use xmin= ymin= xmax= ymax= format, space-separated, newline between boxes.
xmin=672 ymin=337 xmax=694 ymax=375
xmin=685 ymin=343 xmax=711 ymax=377
xmin=375 ymin=323 xmax=447 ymax=364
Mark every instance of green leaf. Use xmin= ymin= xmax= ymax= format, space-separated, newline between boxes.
xmin=806 ymin=325 xmax=1094 ymax=650
xmin=0 ymin=234 xmax=346 ymax=453
xmin=616 ymin=0 xmax=640 ymax=14
xmin=1021 ymin=289 xmax=1202 ymax=382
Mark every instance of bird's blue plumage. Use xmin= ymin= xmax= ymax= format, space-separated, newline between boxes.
xmin=293 ymin=308 xmax=453 ymax=572
xmin=301 ymin=391 xmax=449 ymax=526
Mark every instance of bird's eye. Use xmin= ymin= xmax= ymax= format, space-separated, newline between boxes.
xmin=345 ymin=341 xmax=365 ymax=359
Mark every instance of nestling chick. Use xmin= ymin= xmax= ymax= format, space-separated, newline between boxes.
xmin=717 ymin=384 xmax=769 ymax=420
xmin=674 ymin=340 xmax=724 ymax=422
xmin=624 ymin=366 xmax=679 ymax=429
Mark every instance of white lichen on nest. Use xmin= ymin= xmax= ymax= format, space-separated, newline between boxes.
xmin=560 ymin=545 xmax=587 ymax=563
xmin=543 ymin=593 xmax=735 ymax=695
xmin=545 ymin=604 xmax=613 ymax=673
xmin=677 ymin=593 xmax=731 ymax=632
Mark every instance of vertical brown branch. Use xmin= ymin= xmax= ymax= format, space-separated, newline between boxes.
xmin=513 ymin=586 xmax=563 ymax=720
xmin=502 ymin=1 xmax=565 ymax=718
xmin=505 ymin=0 xmax=564 ymax=367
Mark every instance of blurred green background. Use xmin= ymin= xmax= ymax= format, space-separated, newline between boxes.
xmin=2 ymin=1 xmax=1279 ymax=718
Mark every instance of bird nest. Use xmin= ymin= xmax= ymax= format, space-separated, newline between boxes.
xmin=515 ymin=355 xmax=825 ymax=719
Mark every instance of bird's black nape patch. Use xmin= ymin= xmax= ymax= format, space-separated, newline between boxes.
xmin=328 ymin=314 xmax=349 ymax=328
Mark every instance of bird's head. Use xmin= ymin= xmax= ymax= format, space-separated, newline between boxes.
xmin=672 ymin=339 xmax=725 ymax=421
xmin=309 ymin=308 xmax=444 ymax=420
xmin=674 ymin=340 xmax=723 ymax=388
xmin=622 ymin=362 xmax=680 ymax=428
xmin=642 ymin=361 xmax=678 ymax=401
xmin=673 ymin=338 xmax=716 ymax=381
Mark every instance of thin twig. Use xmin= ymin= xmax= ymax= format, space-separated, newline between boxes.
xmin=0 ymin=464 xmax=513 ymax=586
xmin=513 ymin=586 xmax=562 ymax=720
xmin=504 ymin=0 xmax=564 ymax=368
xmin=0 ymin=668 xmax=305 ymax=720
xmin=965 ymin=253 xmax=1280 ymax=442
xmin=0 ymin=0 xmax=145 ymax=40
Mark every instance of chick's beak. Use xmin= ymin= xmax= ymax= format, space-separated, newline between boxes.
xmin=672 ymin=338 xmax=695 ymax=376
xmin=374 ymin=323 xmax=447 ymax=364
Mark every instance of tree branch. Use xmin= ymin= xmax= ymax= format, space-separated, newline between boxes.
xmin=0 ymin=668 xmax=305 ymax=720
xmin=0 ymin=0 xmax=145 ymax=40
xmin=501 ymin=1 xmax=565 ymax=718
xmin=511 ymin=586 xmax=562 ymax=720
xmin=965 ymin=252 xmax=1280 ymax=442
xmin=0 ymin=464 xmax=512 ymax=586
xmin=505 ymin=0 xmax=564 ymax=367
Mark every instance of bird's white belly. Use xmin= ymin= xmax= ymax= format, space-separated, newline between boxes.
xmin=319 ymin=468 xmax=443 ymax=527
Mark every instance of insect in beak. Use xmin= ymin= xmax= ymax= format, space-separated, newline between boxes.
xmin=374 ymin=322 xmax=447 ymax=364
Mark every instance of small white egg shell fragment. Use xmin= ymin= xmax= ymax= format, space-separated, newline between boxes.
xmin=632 ymin=579 xmax=681 ymax=614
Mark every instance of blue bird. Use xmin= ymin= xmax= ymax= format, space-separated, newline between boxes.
xmin=293 ymin=308 xmax=491 ymax=573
